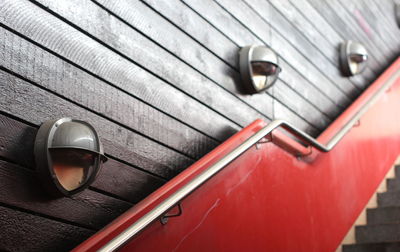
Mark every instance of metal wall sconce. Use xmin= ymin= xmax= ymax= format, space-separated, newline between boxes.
xmin=340 ymin=40 xmax=368 ymax=76
xmin=34 ymin=118 xmax=107 ymax=197
xmin=239 ymin=45 xmax=281 ymax=94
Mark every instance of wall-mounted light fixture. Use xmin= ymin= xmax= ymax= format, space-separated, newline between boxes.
xmin=239 ymin=45 xmax=281 ymax=94
xmin=340 ymin=40 xmax=368 ymax=76
xmin=34 ymin=118 xmax=107 ymax=197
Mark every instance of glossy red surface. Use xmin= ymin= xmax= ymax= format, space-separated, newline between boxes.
xmin=74 ymin=58 xmax=400 ymax=252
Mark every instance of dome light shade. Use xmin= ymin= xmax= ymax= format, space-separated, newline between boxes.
xmin=239 ymin=45 xmax=281 ymax=94
xmin=34 ymin=118 xmax=107 ymax=197
xmin=340 ymin=40 xmax=368 ymax=76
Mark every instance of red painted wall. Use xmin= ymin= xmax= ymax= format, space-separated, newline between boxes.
xmin=75 ymin=59 xmax=400 ymax=252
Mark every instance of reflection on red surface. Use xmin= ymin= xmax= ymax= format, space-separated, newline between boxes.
xmin=74 ymin=58 xmax=400 ymax=252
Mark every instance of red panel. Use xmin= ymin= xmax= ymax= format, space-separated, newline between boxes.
xmin=74 ymin=58 xmax=400 ymax=252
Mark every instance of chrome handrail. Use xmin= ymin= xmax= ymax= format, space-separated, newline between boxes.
xmin=98 ymin=70 xmax=400 ymax=252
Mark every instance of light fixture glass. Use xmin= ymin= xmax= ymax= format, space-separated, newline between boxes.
xmin=34 ymin=118 xmax=107 ymax=196
xmin=340 ymin=40 xmax=368 ymax=76
xmin=50 ymin=148 xmax=96 ymax=191
xmin=239 ymin=45 xmax=281 ymax=94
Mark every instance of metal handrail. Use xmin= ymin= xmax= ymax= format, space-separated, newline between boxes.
xmin=98 ymin=70 xmax=400 ymax=251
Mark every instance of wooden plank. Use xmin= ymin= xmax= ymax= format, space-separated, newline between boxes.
xmin=267 ymin=82 xmax=331 ymax=130
xmin=143 ymin=0 xmax=344 ymax=119
xmin=267 ymin=0 xmax=337 ymax=66
xmin=122 ymin=0 xmax=333 ymax=132
xmin=0 ymin=205 xmax=94 ymax=252
xmin=0 ymin=0 xmax=262 ymax=135
xmin=88 ymin=0 xmax=269 ymax=114
xmin=130 ymin=1 xmax=333 ymax=134
xmin=182 ymin=0 xmax=353 ymax=107
xmin=36 ymin=0 xmax=320 ymax=133
xmin=370 ymin=0 xmax=400 ymax=34
xmin=367 ymin=0 xmax=400 ymax=51
xmin=306 ymin=0 xmax=388 ymax=69
xmin=176 ymin=0 xmax=345 ymax=122
xmin=288 ymin=0 xmax=381 ymax=75
xmin=0 ymin=1 xmax=242 ymax=145
xmin=235 ymin=0 xmax=364 ymax=92
xmin=30 ymin=0 xmax=320 ymax=134
xmin=0 ymin=159 xmax=131 ymax=230
xmin=330 ymin=0 xmax=394 ymax=59
xmin=0 ymin=69 xmax=192 ymax=179
xmin=335 ymin=0 xmax=398 ymax=55
xmin=0 ymin=113 xmax=36 ymax=168
xmin=276 ymin=60 xmax=342 ymax=118
xmin=266 ymin=0 xmax=376 ymax=89
xmin=352 ymin=0 xmax=399 ymax=52
xmin=0 ymin=113 xmax=165 ymax=203
xmin=142 ymin=0 xmax=239 ymax=68
xmin=0 ymin=26 xmax=219 ymax=160
xmin=92 ymin=158 xmax=165 ymax=203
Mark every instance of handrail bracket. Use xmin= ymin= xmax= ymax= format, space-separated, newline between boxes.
xmin=160 ymin=203 xmax=183 ymax=225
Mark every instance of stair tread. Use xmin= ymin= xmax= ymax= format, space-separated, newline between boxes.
xmin=357 ymin=223 xmax=400 ymax=228
xmin=377 ymin=191 xmax=400 ymax=207
xmin=356 ymin=223 xmax=400 ymax=243
xmin=367 ymin=206 xmax=400 ymax=224
xmin=368 ymin=206 xmax=400 ymax=211
xmin=379 ymin=191 xmax=400 ymax=195
xmin=343 ymin=242 xmax=400 ymax=252
xmin=343 ymin=165 xmax=400 ymax=250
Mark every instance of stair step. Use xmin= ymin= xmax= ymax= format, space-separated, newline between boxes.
xmin=387 ymin=178 xmax=400 ymax=192
xmin=377 ymin=192 xmax=400 ymax=207
xmin=356 ymin=223 xmax=400 ymax=243
xmin=395 ymin=165 xmax=400 ymax=177
xmin=343 ymin=242 xmax=400 ymax=252
xmin=367 ymin=207 xmax=400 ymax=225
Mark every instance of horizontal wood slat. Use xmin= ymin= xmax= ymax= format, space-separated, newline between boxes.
xmin=0 ymin=0 xmax=266 ymax=131
xmin=182 ymin=0 xmax=354 ymax=106
xmin=0 ymin=159 xmax=132 ymax=230
xmin=0 ymin=205 xmax=94 ymax=252
xmin=0 ymin=69 xmax=192 ymax=179
xmin=0 ymin=25 xmax=220 ymax=160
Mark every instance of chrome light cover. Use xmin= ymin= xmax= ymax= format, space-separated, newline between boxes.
xmin=34 ymin=118 xmax=107 ymax=197
xmin=239 ymin=45 xmax=281 ymax=94
xmin=340 ymin=40 xmax=368 ymax=76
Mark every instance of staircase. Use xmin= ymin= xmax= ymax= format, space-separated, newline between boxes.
xmin=343 ymin=165 xmax=400 ymax=252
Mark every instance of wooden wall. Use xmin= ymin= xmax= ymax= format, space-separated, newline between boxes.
xmin=0 ymin=0 xmax=399 ymax=251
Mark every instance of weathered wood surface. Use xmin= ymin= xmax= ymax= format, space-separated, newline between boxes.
xmin=28 ymin=0 xmax=318 ymax=135
xmin=0 ymin=159 xmax=132 ymax=230
xmin=182 ymin=0 xmax=354 ymax=106
xmin=266 ymin=0 xmax=377 ymax=85
xmin=0 ymin=0 xmax=266 ymax=129
xmin=96 ymin=0 xmax=325 ymax=132
xmin=371 ymin=0 xmax=400 ymax=43
xmin=305 ymin=0 xmax=393 ymax=72
xmin=0 ymin=69 xmax=194 ymax=179
xmin=0 ymin=23 xmax=222 ymax=158
xmin=141 ymin=0 xmax=342 ymax=122
xmin=224 ymin=0 xmax=366 ymax=93
xmin=0 ymin=25 xmax=219 ymax=160
xmin=0 ymin=205 xmax=94 ymax=252
xmin=290 ymin=0 xmax=387 ymax=76
xmin=0 ymin=0 xmax=399 ymax=250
